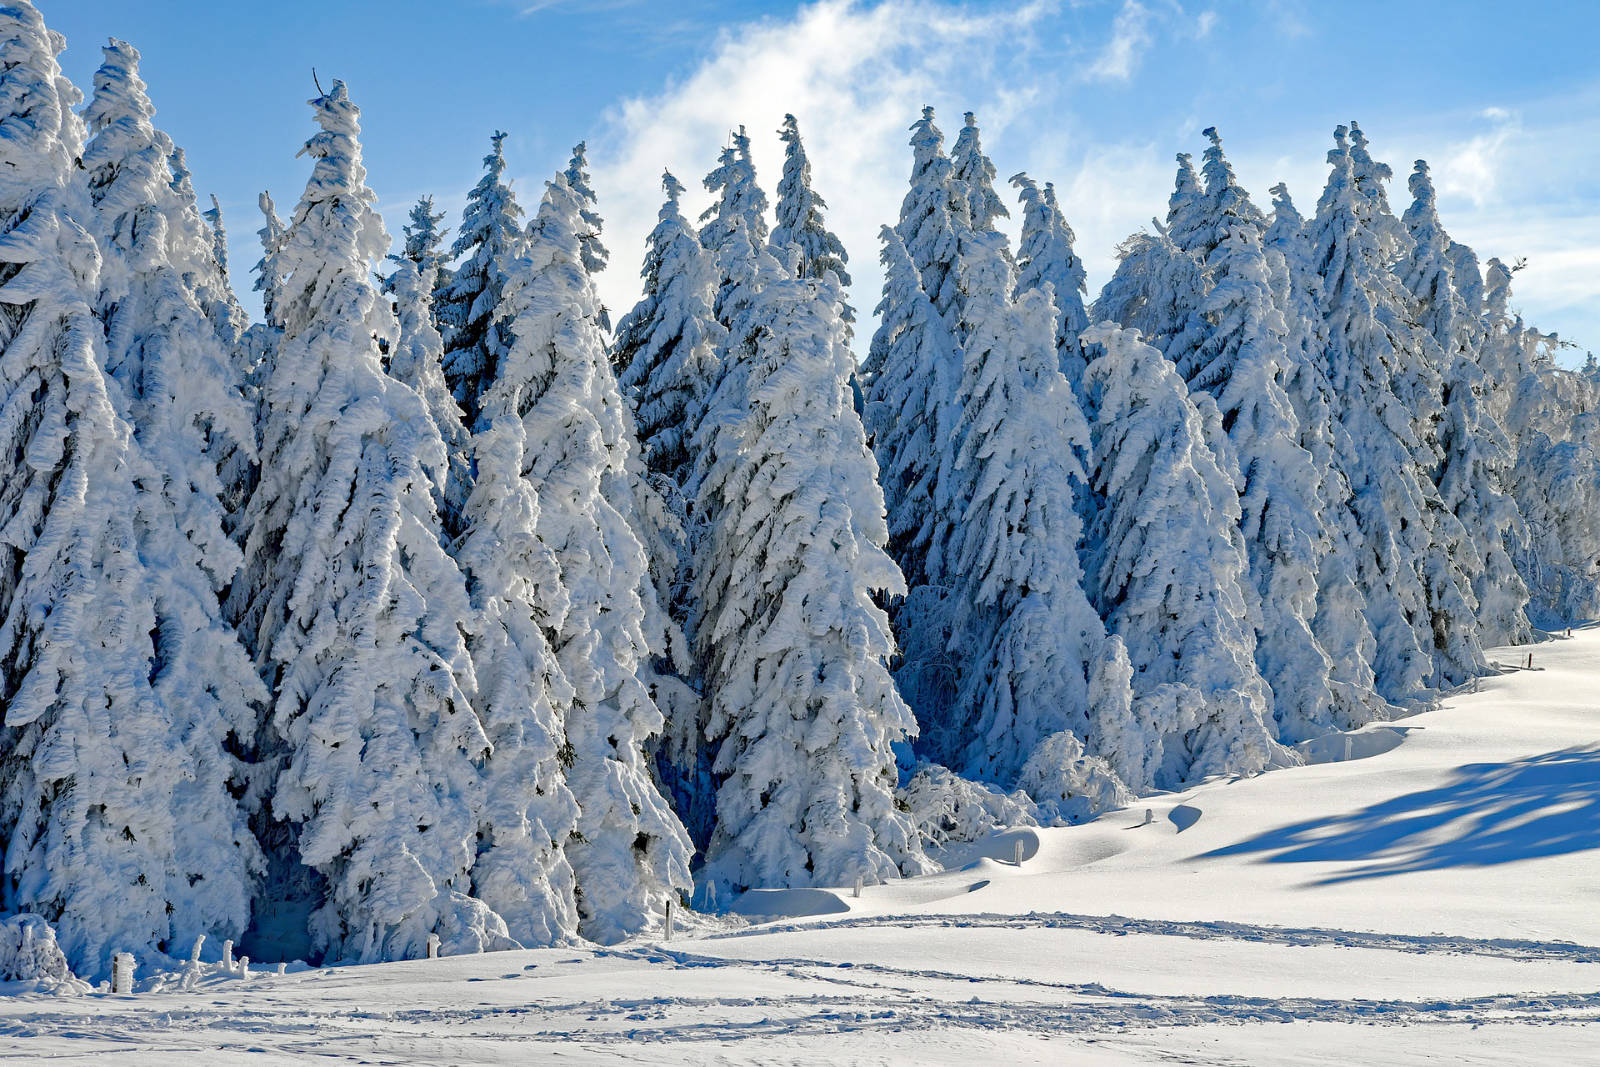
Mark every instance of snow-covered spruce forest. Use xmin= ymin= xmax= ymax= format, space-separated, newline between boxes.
xmin=1 ymin=0 xmax=1596 ymax=985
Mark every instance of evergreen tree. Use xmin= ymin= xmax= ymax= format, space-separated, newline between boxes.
xmin=1081 ymin=323 xmax=1285 ymax=788
xmin=203 ymin=193 xmax=231 ymax=283
xmin=867 ymin=106 xmax=970 ymax=605
xmin=1319 ymin=124 xmax=1484 ymax=691
xmin=612 ymin=171 xmax=721 ymax=846
xmin=692 ymin=222 xmax=926 ymax=893
xmin=563 ymin=142 xmax=610 ymax=331
xmin=454 ymin=291 xmax=581 ymax=952
xmin=1494 ymin=264 xmax=1600 ymax=628
xmin=1095 ymin=187 xmax=1209 ymax=381
xmin=1263 ymin=182 xmax=1391 ymax=729
xmin=1309 ymin=126 xmax=1446 ymax=703
xmin=231 ymin=81 xmax=497 ymax=963
xmin=894 ymin=106 xmax=967 ymax=320
xmin=390 ymin=194 xmax=448 ymax=294
xmin=231 ymin=189 xmax=289 ymax=524
xmin=1012 ymin=173 xmax=1090 ymax=389
xmin=862 ymin=226 xmax=962 ymax=718
xmin=700 ymin=125 xmax=769 ymax=321
xmin=1164 ymin=151 xmax=1208 ymax=254
xmin=164 ymin=142 xmax=248 ymax=346
xmin=386 ymin=257 xmax=470 ymax=533
xmin=84 ymin=38 xmax=256 ymax=580
xmin=773 ymin=114 xmax=849 ymax=286
xmin=78 ymin=35 xmax=270 ymax=958
xmin=253 ymin=191 xmax=287 ymax=328
xmin=950 ymin=112 xmax=1008 ymax=235
xmin=0 ymin=6 xmax=254 ymax=981
xmin=940 ymin=232 xmax=1137 ymax=795
xmin=861 ymin=226 xmax=954 ymax=588
xmin=437 ymin=131 xmax=523 ymax=424
xmin=495 ymin=174 xmax=691 ymax=942
xmin=1400 ymin=160 xmax=1530 ymax=647
xmin=1188 ymin=128 xmax=1335 ymax=743
xmin=616 ymin=172 xmax=723 ymax=491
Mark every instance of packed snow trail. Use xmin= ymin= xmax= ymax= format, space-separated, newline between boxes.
xmin=2 ymin=630 xmax=1598 ymax=1063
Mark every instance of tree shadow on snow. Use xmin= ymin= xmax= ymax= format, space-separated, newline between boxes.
xmin=1200 ymin=745 xmax=1600 ymax=884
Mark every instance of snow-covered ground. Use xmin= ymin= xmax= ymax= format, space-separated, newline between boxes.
xmin=4 ymin=632 xmax=1597 ymax=1064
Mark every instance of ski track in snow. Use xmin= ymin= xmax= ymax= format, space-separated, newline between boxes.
xmin=692 ymin=910 xmax=1600 ymax=965
xmin=3 ymin=913 xmax=1598 ymax=1056
xmin=3 ymin=974 xmax=1597 ymax=1052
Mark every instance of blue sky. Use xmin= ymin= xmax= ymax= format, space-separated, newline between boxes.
xmin=46 ymin=1 xmax=1600 ymax=359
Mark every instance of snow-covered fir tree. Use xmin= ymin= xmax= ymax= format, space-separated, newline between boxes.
xmin=1184 ymin=128 xmax=1336 ymax=743
xmin=1263 ymin=181 xmax=1391 ymax=730
xmin=437 ymin=130 xmax=523 ymax=424
xmin=938 ymin=231 xmax=1137 ymax=800
xmin=950 ymin=112 xmax=1008 ymax=236
xmin=230 ymin=80 xmax=498 ymax=964
xmin=163 ymin=142 xmax=248 ymax=347
xmin=867 ymin=106 xmax=970 ymax=604
xmin=80 ymin=32 xmax=269 ymax=957
xmin=861 ymin=225 xmax=962 ymax=718
xmin=616 ymin=172 xmax=722 ymax=492
xmin=1309 ymin=126 xmax=1456 ymax=703
xmin=894 ymin=106 xmax=967 ymax=320
xmin=1164 ymin=151 xmax=1209 ymax=255
xmin=385 ymin=257 xmax=470 ymax=532
xmin=389 ymin=194 xmax=449 ymax=294
xmin=612 ymin=170 xmax=722 ymax=845
xmin=0 ymin=4 xmax=254 ymax=981
xmin=1094 ymin=207 xmax=1209 ymax=381
xmin=1340 ymin=127 xmax=1486 ymax=692
xmin=494 ymin=174 xmax=691 ymax=942
xmin=452 ymin=286 xmax=581 ymax=952
xmin=1400 ymin=160 xmax=1531 ymax=647
xmin=773 ymin=114 xmax=849 ymax=286
xmin=692 ymin=221 xmax=927 ymax=894
xmin=1493 ymin=263 xmax=1600 ymax=628
xmin=562 ymin=141 xmax=610 ymax=331
xmin=1081 ymin=322 xmax=1286 ymax=789
xmin=699 ymin=125 xmax=769 ymax=321
xmin=1012 ymin=172 xmax=1090 ymax=389
xmin=253 ymin=191 xmax=287 ymax=327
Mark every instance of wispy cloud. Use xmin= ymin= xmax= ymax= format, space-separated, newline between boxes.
xmin=584 ymin=0 xmax=1052 ymax=341
xmin=1083 ymin=0 xmax=1154 ymax=83
xmin=1437 ymin=107 xmax=1521 ymax=209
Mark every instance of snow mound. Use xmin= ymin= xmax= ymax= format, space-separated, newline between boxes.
xmin=1296 ymin=725 xmax=1411 ymax=766
xmin=730 ymin=888 xmax=850 ymax=920
xmin=0 ymin=915 xmax=89 ymax=995
xmin=947 ymin=827 xmax=1042 ymax=866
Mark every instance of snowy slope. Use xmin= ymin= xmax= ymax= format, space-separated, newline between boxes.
xmin=2 ymin=631 xmax=1597 ymax=1064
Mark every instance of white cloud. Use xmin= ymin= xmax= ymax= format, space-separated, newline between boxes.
xmin=1083 ymin=0 xmax=1154 ymax=83
xmin=584 ymin=0 xmax=1052 ymax=345
xmin=1437 ymin=107 xmax=1521 ymax=209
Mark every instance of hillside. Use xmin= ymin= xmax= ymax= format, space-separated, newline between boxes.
xmin=3 ymin=632 xmax=1595 ymax=1064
